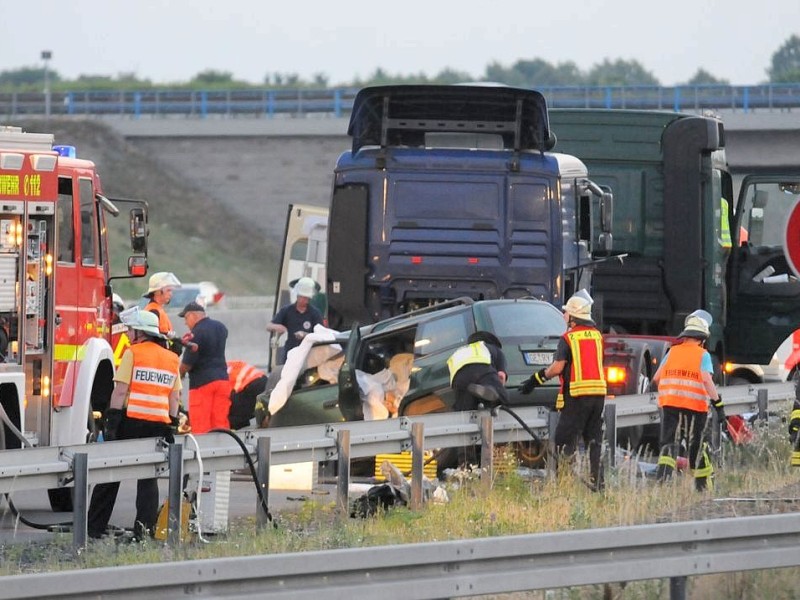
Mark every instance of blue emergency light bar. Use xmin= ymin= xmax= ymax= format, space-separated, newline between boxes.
xmin=53 ymin=145 xmax=76 ymax=158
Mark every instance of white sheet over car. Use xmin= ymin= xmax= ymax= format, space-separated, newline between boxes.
xmin=268 ymin=325 xmax=342 ymax=415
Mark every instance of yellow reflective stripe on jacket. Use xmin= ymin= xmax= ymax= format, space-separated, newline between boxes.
xmin=113 ymin=332 xmax=131 ymax=367
xmin=564 ymin=327 xmax=607 ymax=397
xmin=447 ymin=341 xmax=492 ymax=384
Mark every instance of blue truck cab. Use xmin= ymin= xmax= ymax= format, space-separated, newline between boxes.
xmin=326 ymin=85 xmax=612 ymax=329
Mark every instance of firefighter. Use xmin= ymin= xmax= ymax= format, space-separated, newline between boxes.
xmin=447 ymin=331 xmax=508 ymax=412
xmin=142 ymin=271 xmax=183 ymax=353
xmin=87 ymin=309 xmax=181 ymax=540
xmin=520 ymin=289 xmax=607 ymax=491
xmin=788 ymin=369 xmax=800 ymax=467
xmin=227 ymin=360 xmax=268 ymax=429
xmin=652 ymin=310 xmax=722 ymax=491
xmin=266 ymin=277 xmax=324 ymax=365
xmin=441 ymin=331 xmax=508 ymax=470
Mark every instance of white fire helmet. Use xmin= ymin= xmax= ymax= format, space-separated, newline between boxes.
xmin=562 ymin=289 xmax=594 ymax=322
xmin=680 ymin=310 xmax=711 ymax=340
xmin=119 ymin=307 xmax=164 ymax=338
xmin=294 ymin=277 xmax=317 ymax=299
xmin=143 ymin=272 xmax=181 ymax=296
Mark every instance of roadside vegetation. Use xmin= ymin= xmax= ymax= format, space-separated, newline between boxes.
xmin=2 ymin=413 xmax=799 ymax=597
xmin=2 ymin=34 xmax=799 ymax=92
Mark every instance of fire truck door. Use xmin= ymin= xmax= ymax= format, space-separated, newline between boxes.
xmin=52 ymin=177 xmax=80 ymax=407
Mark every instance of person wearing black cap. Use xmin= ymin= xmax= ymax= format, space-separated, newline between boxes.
xmin=178 ymin=301 xmax=232 ymax=433
xmin=652 ymin=310 xmax=721 ymax=491
xmin=447 ymin=331 xmax=508 ymax=412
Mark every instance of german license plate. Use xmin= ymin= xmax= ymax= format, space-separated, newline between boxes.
xmin=524 ymin=351 xmax=553 ymax=366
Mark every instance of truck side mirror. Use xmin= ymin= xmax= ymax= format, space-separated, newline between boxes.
xmin=598 ymin=232 xmax=613 ymax=252
xmin=127 ymin=255 xmax=148 ymax=277
xmin=600 ymin=191 xmax=613 ymax=233
xmin=130 ymin=208 xmax=148 ymax=254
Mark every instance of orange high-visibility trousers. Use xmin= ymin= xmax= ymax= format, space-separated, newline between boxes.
xmin=189 ymin=379 xmax=232 ymax=433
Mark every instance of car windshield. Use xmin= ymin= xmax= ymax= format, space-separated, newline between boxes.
xmin=483 ymin=302 xmax=565 ymax=340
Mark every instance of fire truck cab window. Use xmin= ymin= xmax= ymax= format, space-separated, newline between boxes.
xmin=79 ymin=179 xmax=98 ymax=266
xmin=57 ymin=178 xmax=75 ymax=264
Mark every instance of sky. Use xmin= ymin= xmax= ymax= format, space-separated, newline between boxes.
xmin=3 ymin=1 xmax=798 ymax=87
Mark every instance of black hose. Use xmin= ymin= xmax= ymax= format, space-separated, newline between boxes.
xmin=209 ymin=428 xmax=274 ymax=526
xmin=496 ymin=404 xmax=542 ymax=444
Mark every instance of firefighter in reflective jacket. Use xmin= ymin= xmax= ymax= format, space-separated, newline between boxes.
xmin=87 ymin=308 xmax=181 ymax=540
xmin=788 ymin=368 xmax=800 ymax=467
xmin=227 ymin=360 xmax=268 ymax=429
xmin=520 ymin=289 xmax=607 ymax=491
xmin=443 ymin=331 xmax=508 ymax=471
xmin=142 ymin=271 xmax=184 ymax=354
xmin=447 ymin=331 xmax=508 ymax=411
xmin=652 ymin=310 xmax=722 ymax=491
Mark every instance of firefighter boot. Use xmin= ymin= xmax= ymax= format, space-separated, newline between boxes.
xmin=692 ymin=445 xmax=714 ymax=492
xmin=655 ymin=444 xmax=678 ymax=482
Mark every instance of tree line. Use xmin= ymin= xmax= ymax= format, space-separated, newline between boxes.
xmin=3 ymin=35 xmax=799 ymax=92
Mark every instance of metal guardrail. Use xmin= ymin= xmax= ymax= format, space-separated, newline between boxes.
xmin=0 ymin=383 xmax=791 ymax=497
xmin=2 ymin=84 xmax=800 ymax=119
xmin=2 ymin=511 xmax=800 ymax=599
xmin=0 ymin=383 xmax=793 ymax=551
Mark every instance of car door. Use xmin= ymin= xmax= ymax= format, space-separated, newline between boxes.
xmin=337 ymin=321 xmax=362 ymax=420
xmin=270 ymin=203 xmax=329 ymax=369
xmin=727 ymin=175 xmax=800 ymax=363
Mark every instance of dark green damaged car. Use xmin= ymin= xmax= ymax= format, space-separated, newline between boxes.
xmin=265 ymin=297 xmax=565 ymax=428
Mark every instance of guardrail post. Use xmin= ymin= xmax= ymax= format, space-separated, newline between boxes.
xmin=336 ymin=429 xmax=351 ymax=517
xmin=710 ymin=409 xmax=722 ymax=454
xmin=757 ymin=388 xmax=768 ymax=421
xmin=256 ymin=436 xmax=271 ymax=529
xmin=547 ymin=410 xmax=560 ymax=478
xmin=410 ymin=422 xmax=424 ymax=510
xmin=167 ymin=443 xmax=183 ymax=548
xmin=604 ymin=403 xmax=617 ymax=469
xmin=670 ymin=575 xmax=687 ymax=600
xmin=480 ymin=414 xmax=494 ymax=489
xmin=72 ymin=452 xmax=88 ymax=551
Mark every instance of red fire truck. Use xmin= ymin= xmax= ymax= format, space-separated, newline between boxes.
xmin=0 ymin=126 xmax=148 ymax=509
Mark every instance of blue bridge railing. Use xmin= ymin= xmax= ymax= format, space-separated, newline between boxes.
xmin=1 ymin=84 xmax=798 ymax=119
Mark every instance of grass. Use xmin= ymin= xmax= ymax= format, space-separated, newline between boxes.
xmin=2 ymin=414 xmax=800 ymax=598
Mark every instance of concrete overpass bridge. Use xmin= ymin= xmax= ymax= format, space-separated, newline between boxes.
xmin=100 ymin=111 xmax=799 ymax=242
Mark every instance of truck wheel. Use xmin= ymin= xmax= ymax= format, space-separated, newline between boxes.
xmin=510 ymin=440 xmax=547 ymax=468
